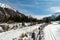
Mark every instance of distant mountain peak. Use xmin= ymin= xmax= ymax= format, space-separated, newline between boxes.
xmin=53 ymin=12 xmax=60 ymax=17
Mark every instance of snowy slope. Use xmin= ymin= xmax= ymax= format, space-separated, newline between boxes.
xmin=0 ymin=24 xmax=42 ymax=40
xmin=43 ymin=24 xmax=60 ymax=40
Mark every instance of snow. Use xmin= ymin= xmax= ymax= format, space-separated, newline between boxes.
xmin=0 ymin=3 xmax=16 ymax=12
xmin=52 ymin=21 xmax=59 ymax=24
xmin=0 ymin=23 xmax=31 ymax=29
xmin=53 ymin=12 xmax=60 ymax=18
xmin=0 ymin=3 xmax=11 ymax=8
xmin=0 ymin=24 xmax=42 ymax=40
xmin=0 ymin=27 xmax=3 ymax=32
xmin=43 ymin=24 xmax=60 ymax=40
xmin=0 ymin=22 xmax=60 ymax=40
xmin=1 ymin=22 xmax=60 ymax=40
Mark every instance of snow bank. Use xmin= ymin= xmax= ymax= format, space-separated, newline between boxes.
xmin=0 ymin=24 xmax=42 ymax=40
xmin=43 ymin=24 xmax=60 ymax=40
xmin=52 ymin=21 xmax=60 ymax=24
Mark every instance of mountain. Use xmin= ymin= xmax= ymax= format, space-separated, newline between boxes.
xmin=0 ymin=3 xmax=26 ymax=22
xmin=0 ymin=3 xmax=16 ymax=11
xmin=42 ymin=12 xmax=60 ymax=21
xmin=0 ymin=3 xmax=39 ymax=22
xmin=51 ymin=12 xmax=60 ymax=19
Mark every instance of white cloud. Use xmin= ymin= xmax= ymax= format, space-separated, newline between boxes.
xmin=49 ymin=7 xmax=60 ymax=13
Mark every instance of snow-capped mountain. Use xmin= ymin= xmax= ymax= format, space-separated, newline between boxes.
xmin=0 ymin=3 xmax=28 ymax=22
xmin=51 ymin=12 xmax=60 ymax=19
xmin=52 ymin=12 xmax=60 ymax=17
xmin=42 ymin=12 xmax=60 ymax=21
xmin=0 ymin=3 xmax=39 ymax=22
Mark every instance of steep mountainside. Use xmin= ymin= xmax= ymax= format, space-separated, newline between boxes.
xmin=0 ymin=6 xmax=26 ymax=22
xmin=0 ymin=3 xmax=39 ymax=22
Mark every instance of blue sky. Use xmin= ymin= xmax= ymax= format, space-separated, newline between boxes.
xmin=0 ymin=0 xmax=60 ymax=19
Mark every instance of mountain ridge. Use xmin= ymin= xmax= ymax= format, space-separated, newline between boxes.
xmin=0 ymin=3 xmax=40 ymax=23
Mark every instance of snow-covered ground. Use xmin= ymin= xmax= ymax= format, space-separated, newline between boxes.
xmin=1 ymin=21 xmax=60 ymax=40
xmin=43 ymin=24 xmax=60 ymax=40
xmin=0 ymin=23 xmax=31 ymax=32
xmin=52 ymin=21 xmax=60 ymax=24
xmin=0 ymin=24 xmax=43 ymax=40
